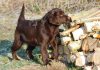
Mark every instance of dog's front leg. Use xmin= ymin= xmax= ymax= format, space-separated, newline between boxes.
xmin=40 ymin=40 xmax=49 ymax=65
xmin=51 ymin=39 xmax=59 ymax=61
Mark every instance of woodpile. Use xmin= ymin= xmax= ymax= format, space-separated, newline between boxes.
xmin=59 ymin=19 xmax=100 ymax=70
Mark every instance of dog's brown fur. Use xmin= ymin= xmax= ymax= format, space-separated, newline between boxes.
xmin=11 ymin=4 xmax=72 ymax=64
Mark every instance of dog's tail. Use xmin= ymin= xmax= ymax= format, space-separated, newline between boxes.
xmin=18 ymin=4 xmax=25 ymax=22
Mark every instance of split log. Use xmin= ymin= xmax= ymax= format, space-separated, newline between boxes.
xmin=93 ymin=48 xmax=100 ymax=65
xmin=75 ymin=52 xmax=86 ymax=66
xmin=79 ymin=32 xmax=100 ymax=40
xmin=79 ymin=34 xmax=88 ymax=39
xmin=82 ymin=37 xmax=98 ymax=52
xmin=92 ymin=25 xmax=100 ymax=31
xmin=93 ymin=34 xmax=100 ymax=39
xmin=93 ymin=65 xmax=100 ymax=70
xmin=81 ymin=37 xmax=89 ymax=52
xmin=84 ymin=22 xmax=100 ymax=32
xmin=60 ymin=24 xmax=80 ymax=36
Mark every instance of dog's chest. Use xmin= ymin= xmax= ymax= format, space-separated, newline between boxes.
xmin=49 ymin=27 xmax=59 ymax=37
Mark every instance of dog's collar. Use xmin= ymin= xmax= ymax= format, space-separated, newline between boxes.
xmin=42 ymin=19 xmax=60 ymax=26
xmin=49 ymin=23 xmax=60 ymax=27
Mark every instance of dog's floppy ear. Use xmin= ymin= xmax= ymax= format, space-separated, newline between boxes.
xmin=51 ymin=11 xmax=57 ymax=16
xmin=42 ymin=10 xmax=56 ymax=23
xmin=48 ymin=11 xmax=58 ymax=24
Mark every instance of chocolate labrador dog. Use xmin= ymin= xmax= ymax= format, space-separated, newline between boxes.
xmin=11 ymin=4 xmax=72 ymax=64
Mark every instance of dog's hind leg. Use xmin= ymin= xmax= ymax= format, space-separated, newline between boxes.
xmin=26 ymin=45 xmax=35 ymax=59
xmin=11 ymin=31 xmax=23 ymax=60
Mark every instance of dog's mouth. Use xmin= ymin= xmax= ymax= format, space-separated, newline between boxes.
xmin=66 ymin=16 xmax=72 ymax=24
xmin=66 ymin=20 xmax=72 ymax=24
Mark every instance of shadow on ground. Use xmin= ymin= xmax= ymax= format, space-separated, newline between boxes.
xmin=0 ymin=40 xmax=82 ymax=70
xmin=0 ymin=40 xmax=12 ymax=59
xmin=0 ymin=40 xmax=42 ymax=70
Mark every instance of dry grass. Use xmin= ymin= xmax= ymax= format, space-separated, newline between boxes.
xmin=46 ymin=60 xmax=67 ymax=70
xmin=0 ymin=15 xmax=17 ymax=40
xmin=0 ymin=0 xmax=70 ymax=14
xmin=0 ymin=0 xmax=99 ymax=15
xmin=0 ymin=0 xmax=65 ymax=14
xmin=15 ymin=60 xmax=67 ymax=70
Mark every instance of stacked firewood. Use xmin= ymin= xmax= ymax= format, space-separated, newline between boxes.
xmin=59 ymin=20 xmax=100 ymax=70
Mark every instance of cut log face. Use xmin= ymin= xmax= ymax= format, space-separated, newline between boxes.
xmin=84 ymin=21 xmax=100 ymax=32
xmin=87 ymin=53 xmax=93 ymax=63
xmin=93 ymin=48 xmax=100 ymax=65
xmin=75 ymin=52 xmax=86 ymax=66
xmin=70 ymin=54 xmax=76 ymax=63
xmin=72 ymin=27 xmax=85 ymax=40
xmin=61 ymin=36 xmax=71 ymax=45
xmin=68 ymin=40 xmax=82 ymax=52
xmin=84 ymin=66 xmax=92 ymax=70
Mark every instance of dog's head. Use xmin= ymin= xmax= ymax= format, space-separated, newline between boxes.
xmin=43 ymin=8 xmax=72 ymax=26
